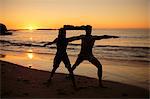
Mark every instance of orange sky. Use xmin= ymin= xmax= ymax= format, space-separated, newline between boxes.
xmin=0 ymin=0 xmax=149 ymax=29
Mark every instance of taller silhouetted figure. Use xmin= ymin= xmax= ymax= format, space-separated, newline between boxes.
xmin=71 ymin=25 xmax=118 ymax=87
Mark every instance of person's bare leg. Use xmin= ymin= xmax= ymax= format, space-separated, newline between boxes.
xmin=67 ymin=66 xmax=77 ymax=88
xmin=89 ymin=57 xmax=104 ymax=87
xmin=47 ymin=55 xmax=61 ymax=82
xmin=72 ymin=56 xmax=83 ymax=71
xmin=43 ymin=64 xmax=59 ymax=87
xmin=63 ymin=54 xmax=77 ymax=88
xmin=47 ymin=64 xmax=59 ymax=82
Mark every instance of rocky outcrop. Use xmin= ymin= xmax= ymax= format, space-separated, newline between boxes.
xmin=0 ymin=23 xmax=12 ymax=35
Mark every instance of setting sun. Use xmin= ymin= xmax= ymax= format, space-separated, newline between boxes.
xmin=26 ymin=25 xmax=38 ymax=30
xmin=28 ymin=26 xmax=34 ymax=30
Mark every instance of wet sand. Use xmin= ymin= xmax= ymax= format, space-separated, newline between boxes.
xmin=1 ymin=53 xmax=149 ymax=90
xmin=1 ymin=60 xmax=149 ymax=98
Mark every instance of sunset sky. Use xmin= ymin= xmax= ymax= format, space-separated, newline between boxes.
xmin=0 ymin=0 xmax=149 ymax=29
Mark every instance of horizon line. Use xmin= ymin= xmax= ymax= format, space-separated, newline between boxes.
xmin=8 ymin=27 xmax=150 ymax=31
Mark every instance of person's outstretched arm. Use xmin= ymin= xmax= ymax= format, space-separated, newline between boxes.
xmin=93 ymin=35 xmax=119 ymax=40
xmin=43 ymin=38 xmax=58 ymax=47
xmin=67 ymin=35 xmax=84 ymax=42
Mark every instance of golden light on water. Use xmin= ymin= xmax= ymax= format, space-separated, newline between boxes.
xmin=30 ymin=37 xmax=33 ymax=41
xmin=27 ymin=53 xmax=33 ymax=59
xmin=27 ymin=49 xmax=33 ymax=59
xmin=28 ymin=49 xmax=33 ymax=53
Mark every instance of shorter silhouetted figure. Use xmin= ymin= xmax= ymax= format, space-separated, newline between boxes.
xmin=70 ymin=25 xmax=119 ymax=87
xmin=0 ymin=23 xmax=12 ymax=35
xmin=44 ymin=28 xmax=82 ymax=88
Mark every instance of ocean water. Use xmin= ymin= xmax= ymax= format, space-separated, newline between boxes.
xmin=0 ymin=29 xmax=149 ymax=89
xmin=0 ymin=29 xmax=149 ymax=62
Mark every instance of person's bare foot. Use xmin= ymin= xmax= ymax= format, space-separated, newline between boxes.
xmin=99 ymin=84 xmax=107 ymax=88
xmin=99 ymin=81 xmax=107 ymax=88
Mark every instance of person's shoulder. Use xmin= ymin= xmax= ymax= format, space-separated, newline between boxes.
xmin=79 ymin=35 xmax=85 ymax=38
xmin=88 ymin=35 xmax=93 ymax=38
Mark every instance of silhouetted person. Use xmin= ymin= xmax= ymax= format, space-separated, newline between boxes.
xmin=70 ymin=25 xmax=118 ymax=87
xmin=44 ymin=28 xmax=78 ymax=88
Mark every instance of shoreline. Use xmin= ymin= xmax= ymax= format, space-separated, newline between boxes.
xmin=1 ymin=60 xmax=149 ymax=98
xmin=0 ymin=52 xmax=149 ymax=90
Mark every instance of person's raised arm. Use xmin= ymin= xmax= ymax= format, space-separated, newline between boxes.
xmin=93 ymin=35 xmax=119 ymax=40
xmin=67 ymin=35 xmax=84 ymax=42
xmin=43 ymin=38 xmax=58 ymax=47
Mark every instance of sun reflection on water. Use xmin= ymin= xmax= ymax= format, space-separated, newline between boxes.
xmin=27 ymin=53 xmax=33 ymax=59
xmin=30 ymin=37 xmax=33 ymax=41
xmin=27 ymin=49 xmax=33 ymax=59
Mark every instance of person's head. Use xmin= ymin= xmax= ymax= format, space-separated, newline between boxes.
xmin=85 ymin=25 xmax=92 ymax=35
xmin=58 ymin=28 xmax=66 ymax=38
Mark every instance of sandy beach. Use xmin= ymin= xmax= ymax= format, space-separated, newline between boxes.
xmin=1 ymin=60 xmax=149 ymax=98
xmin=1 ymin=0 xmax=149 ymax=98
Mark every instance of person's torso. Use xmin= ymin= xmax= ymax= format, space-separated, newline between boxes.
xmin=80 ymin=35 xmax=95 ymax=56
xmin=56 ymin=37 xmax=68 ymax=54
